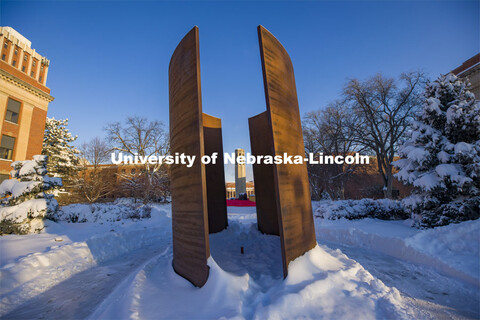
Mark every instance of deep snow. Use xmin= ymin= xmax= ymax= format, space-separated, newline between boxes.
xmin=0 ymin=202 xmax=479 ymax=319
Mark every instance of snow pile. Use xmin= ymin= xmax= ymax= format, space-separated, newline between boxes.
xmin=315 ymin=218 xmax=480 ymax=285
xmin=254 ymin=245 xmax=411 ymax=319
xmin=314 ymin=199 xmax=408 ymax=220
xmin=0 ymin=155 xmax=62 ymax=234
xmin=405 ymin=218 xmax=480 ymax=282
xmin=0 ymin=240 xmax=96 ymax=301
xmin=49 ymin=202 xmax=151 ymax=223
xmin=90 ymin=252 xmax=250 ymax=320
xmin=0 ymin=204 xmax=172 ymax=316
xmin=394 ymin=73 xmax=480 ymax=228
xmin=92 ymin=219 xmax=413 ymax=319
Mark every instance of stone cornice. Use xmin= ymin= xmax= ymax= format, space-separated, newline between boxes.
xmin=0 ymin=68 xmax=54 ymax=102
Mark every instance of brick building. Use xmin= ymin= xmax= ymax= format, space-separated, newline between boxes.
xmin=74 ymin=163 xmax=169 ymax=201
xmin=0 ymin=26 xmax=53 ymax=181
xmin=451 ymin=53 xmax=480 ymax=101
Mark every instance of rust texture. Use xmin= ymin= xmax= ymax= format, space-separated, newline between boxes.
xmin=203 ymin=113 xmax=228 ymax=233
xmin=256 ymin=25 xmax=317 ymax=278
xmin=248 ymin=111 xmax=280 ymax=236
xmin=169 ymin=26 xmax=210 ymax=287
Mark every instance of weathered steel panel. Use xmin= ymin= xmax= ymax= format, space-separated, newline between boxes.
xmin=248 ymin=111 xmax=280 ymax=236
xmin=169 ymin=26 xmax=209 ymax=287
xmin=203 ymin=113 xmax=228 ymax=233
xmin=257 ymin=25 xmax=317 ymax=278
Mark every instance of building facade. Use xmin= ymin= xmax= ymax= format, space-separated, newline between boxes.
xmin=452 ymin=53 xmax=480 ymax=101
xmin=226 ymin=181 xmax=254 ymax=199
xmin=0 ymin=27 xmax=53 ymax=181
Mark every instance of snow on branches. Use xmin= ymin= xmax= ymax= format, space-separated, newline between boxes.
xmin=394 ymin=74 xmax=480 ymax=228
xmin=0 ymin=155 xmax=62 ymax=234
xmin=42 ymin=117 xmax=82 ymax=180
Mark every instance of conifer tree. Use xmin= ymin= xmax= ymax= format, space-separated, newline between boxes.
xmin=0 ymin=155 xmax=62 ymax=234
xmin=42 ymin=117 xmax=82 ymax=180
xmin=394 ymin=74 xmax=480 ymax=228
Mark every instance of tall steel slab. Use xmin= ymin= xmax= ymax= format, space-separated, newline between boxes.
xmin=257 ymin=25 xmax=317 ymax=278
xmin=203 ymin=113 xmax=228 ymax=233
xmin=169 ymin=26 xmax=210 ymax=287
xmin=248 ymin=111 xmax=280 ymax=236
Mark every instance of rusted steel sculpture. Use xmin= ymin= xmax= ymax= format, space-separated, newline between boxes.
xmin=170 ymin=25 xmax=315 ymax=286
xmin=169 ymin=26 xmax=227 ymax=287
xmin=250 ymin=25 xmax=316 ymax=278
xmin=203 ymin=113 xmax=228 ymax=233
xmin=248 ymin=111 xmax=280 ymax=236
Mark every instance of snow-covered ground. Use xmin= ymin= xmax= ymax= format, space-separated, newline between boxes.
xmin=315 ymin=218 xmax=480 ymax=285
xmin=315 ymin=219 xmax=480 ymax=319
xmin=0 ymin=202 xmax=479 ymax=319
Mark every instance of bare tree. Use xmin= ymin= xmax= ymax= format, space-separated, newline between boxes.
xmin=344 ymin=72 xmax=426 ymax=198
xmin=105 ymin=116 xmax=170 ymax=203
xmin=303 ymin=101 xmax=365 ymax=199
xmin=80 ymin=137 xmax=110 ymax=167
xmin=76 ymin=137 xmax=115 ymax=203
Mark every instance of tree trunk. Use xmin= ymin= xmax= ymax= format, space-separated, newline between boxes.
xmin=383 ymin=165 xmax=393 ymax=199
xmin=340 ymin=180 xmax=345 ymax=200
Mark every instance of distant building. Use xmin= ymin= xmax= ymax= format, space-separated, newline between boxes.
xmin=234 ymin=148 xmax=246 ymax=197
xmin=0 ymin=27 xmax=53 ymax=181
xmin=76 ymin=163 xmax=169 ymax=199
xmin=226 ymin=181 xmax=254 ymax=199
xmin=340 ymin=157 xmax=412 ymax=200
xmin=451 ymin=53 xmax=480 ymax=101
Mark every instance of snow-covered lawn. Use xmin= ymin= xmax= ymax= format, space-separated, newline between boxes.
xmin=0 ymin=202 xmax=479 ymax=319
xmin=315 ymin=217 xmax=480 ymax=286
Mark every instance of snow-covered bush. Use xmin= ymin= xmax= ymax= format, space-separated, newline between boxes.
xmin=314 ymin=198 xmax=408 ymax=220
xmin=49 ymin=202 xmax=151 ymax=223
xmin=394 ymin=74 xmax=480 ymax=228
xmin=0 ymin=155 xmax=62 ymax=234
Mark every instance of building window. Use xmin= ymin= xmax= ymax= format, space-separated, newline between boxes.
xmin=32 ymin=60 xmax=36 ymax=67
xmin=3 ymin=42 xmax=8 ymax=49
xmin=14 ymin=48 xmax=18 ymax=55
xmin=30 ymin=71 xmax=34 ymax=77
xmin=22 ymin=66 xmax=25 ymax=72
xmin=12 ymin=60 xmax=16 ymax=67
xmin=5 ymin=98 xmax=21 ymax=124
xmin=1 ymin=54 xmax=5 ymax=61
xmin=131 ymin=169 xmax=136 ymax=174
xmin=0 ymin=135 xmax=15 ymax=160
xmin=23 ymin=55 xmax=27 ymax=62
xmin=39 ymin=76 xmax=42 ymax=83
xmin=41 ymin=65 xmax=44 ymax=71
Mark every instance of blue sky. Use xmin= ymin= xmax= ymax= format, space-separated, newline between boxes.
xmin=1 ymin=0 xmax=479 ymax=180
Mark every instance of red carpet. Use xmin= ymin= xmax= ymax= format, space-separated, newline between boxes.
xmin=226 ymin=199 xmax=256 ymax=207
